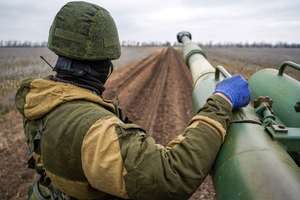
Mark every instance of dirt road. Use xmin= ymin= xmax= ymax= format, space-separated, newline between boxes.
xmin=1 ymin=47 xmax=216 ymax=199
xmin=104 ymin=47 xmax=216 ymax=199
xmin=105 ymin=47 xmax=194 ymax=145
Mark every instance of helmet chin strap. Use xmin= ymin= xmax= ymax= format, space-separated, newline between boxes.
xmin=106 ymin=61 xmax=114 ymax=80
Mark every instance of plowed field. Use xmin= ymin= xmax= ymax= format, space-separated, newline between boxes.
xmin=0 ymin=47 xmax=216 ymax=199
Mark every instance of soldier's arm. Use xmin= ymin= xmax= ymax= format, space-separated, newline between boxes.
xmin=81 ymin=75 xmax=250 ymax=200
xmin=81 ymin=94 xmax=231 ymax=200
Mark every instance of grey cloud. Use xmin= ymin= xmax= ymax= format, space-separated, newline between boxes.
xmin=0 ymin=0 xmax=299 ymax=43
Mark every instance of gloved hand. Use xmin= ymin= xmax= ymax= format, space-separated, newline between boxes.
xmin=213 ymin=75 xmax=251 ymax=109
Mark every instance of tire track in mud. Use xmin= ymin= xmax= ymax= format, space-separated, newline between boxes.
xmin=104 ymin=49 xmax=166 ymax=100
xmin=105 ymin=47 xmax=194 ymax=145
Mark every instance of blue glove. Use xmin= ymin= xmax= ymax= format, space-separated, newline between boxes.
xmin=213 ymin=75 xmax=251 ymax=109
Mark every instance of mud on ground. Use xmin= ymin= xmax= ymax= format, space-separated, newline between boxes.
xmin=0 ymin=47 xmax=216 ymax=200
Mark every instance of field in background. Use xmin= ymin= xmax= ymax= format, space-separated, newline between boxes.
xmin=202 ymin=47 xmax=300 ymax=80
xmin=1 ymin=46 xmax=299 ymax=114
xmin=0 ymin=47 xmax=161 ymax=114
xmin=0 ymin=48 xmax=56 ymax=114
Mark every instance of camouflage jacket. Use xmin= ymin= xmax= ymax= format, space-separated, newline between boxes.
xmin=15 ymin=75 xmax=232 ymax=200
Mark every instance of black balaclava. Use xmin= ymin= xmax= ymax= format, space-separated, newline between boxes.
xmin=53 ymin=56 xmax=113 ymax=95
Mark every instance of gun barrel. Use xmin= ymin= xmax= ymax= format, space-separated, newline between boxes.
xmin=177 ymin=31 xmax=225 ymax=113
xmin=177 ymin=31 xmax=300 ymax=200
xmin=178 ymin=31 xmax=215 ymax=87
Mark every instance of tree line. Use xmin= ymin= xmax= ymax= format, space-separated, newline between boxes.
xmin=1 ymin=40 xmax=300 ymax=48
xmin=119 ymin=40 xmax=300 ymax=48
xmin=194 ymin=41 xmax=300 ymax=48
xmin=0 ymin=40 xmax=47 ymax=47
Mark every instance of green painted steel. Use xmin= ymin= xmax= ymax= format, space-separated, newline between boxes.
xmin=249 ymin=68 xmax=300 ymax=128
xmin=177 ymin=31 xmax=300 ymax=200
xmin=278 ymin=61 xmax=300 ymax=76
xmin=180 ymin=35 xmax=215 ymax=87
xmin=191 ymin=74 xmax=218 ymax=113
xmin=266 ymin=126 xmax=300 ymax=151
xmin=192 ymin=66 xmax=232 ymax=114
xmin=212 ymin=107 xmax=300 ymax=200
xmin=212 ymin=122 xmax=300 ymax=200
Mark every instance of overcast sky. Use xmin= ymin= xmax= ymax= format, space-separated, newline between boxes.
xmin=1 ymin=0 xmax=300 ymax=44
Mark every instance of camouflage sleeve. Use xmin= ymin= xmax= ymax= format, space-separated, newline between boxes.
xmin=116 ymin=94 xmax=232 ymax=200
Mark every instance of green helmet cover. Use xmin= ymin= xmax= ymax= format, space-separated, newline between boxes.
xmin=48 ymin=1 xmax=121 ymax=60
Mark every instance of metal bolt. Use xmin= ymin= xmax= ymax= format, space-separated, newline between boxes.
xmin=254 ymin=96 xmax=273 ymax=108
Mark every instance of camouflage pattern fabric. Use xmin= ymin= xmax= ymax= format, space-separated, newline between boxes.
xmin=48 ymin=1 xmax=121 ymax=61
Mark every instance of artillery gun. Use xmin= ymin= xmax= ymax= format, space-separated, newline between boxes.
xmin=177 ymin=31 xmax=300 ymax=200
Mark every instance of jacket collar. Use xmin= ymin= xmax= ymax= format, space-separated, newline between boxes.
xmin=19 ymin=76 xmax=115 ymax=120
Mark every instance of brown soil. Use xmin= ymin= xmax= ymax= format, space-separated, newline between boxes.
xmin=0 ymin=110 xmax=38 ymax=199
xmin=0 ymin=47 xmax=216 ymax=200
xmin=104 ymin=47 xmax=217 ymax=199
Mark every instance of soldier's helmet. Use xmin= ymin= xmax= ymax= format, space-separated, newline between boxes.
xmin=48 ymin=1 xmax=121 ymax=61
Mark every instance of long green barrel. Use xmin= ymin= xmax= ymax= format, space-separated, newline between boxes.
xmin=177 ymin=31 xmax=300 ymax=200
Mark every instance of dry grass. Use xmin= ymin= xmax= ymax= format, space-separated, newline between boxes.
xmin=202 ymin=47 xmax=300 ymax=80
xmin=1 ymin=46 xmax=299 ymax=114
xmin=0 ymin=48 xmax=57 ymax=114
xmin=0 ymin=47 xmax=158 ymax=114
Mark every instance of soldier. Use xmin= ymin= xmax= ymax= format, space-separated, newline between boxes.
xmin=15 ymin=1 xmax=250 ymax=200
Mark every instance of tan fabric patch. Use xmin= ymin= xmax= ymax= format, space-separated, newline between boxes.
xmin=155 ymin=144 xmax=165 ymax=150
xmin=45 ymin=170 xmax=106 ymax=199
xmin=81 ymin=116 xmax=129 ymax=199
xmin=166 ymin=135 xmax=186 ymax=152
xmin=33 ymin=153 xmax=43 ymax=167
xmin=24 ymin=79 xmax=115 ymax=120
xmin=188 ymin=115 xmax=226 ymax=142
